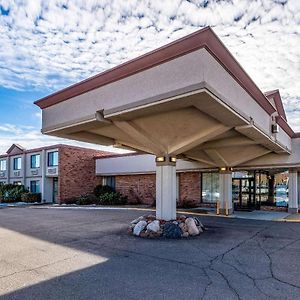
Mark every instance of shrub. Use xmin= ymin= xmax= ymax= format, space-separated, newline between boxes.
xmin=94 ymin=184 xmax=115 ymax=197
xmin=98 ymin=192 xmax=127 ymax=205
xmin=76 ymin=194 xmax=99 ymax=205
xmin=177 ymin=200 xmax=198 ymax=209
xmin=75 ymin=192 xmax=126 ymax=206
xmin=21 ymin=192 xmax=41 ymax=203
xmin=0 ymin=184 xmax=28 ymax=203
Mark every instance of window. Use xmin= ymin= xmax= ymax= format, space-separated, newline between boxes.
xmin=13 ymin=157 xmax=22 ymax=170
xmin=48 ymin=151 xmax=58 ymax=167
xmin=30 ymin=154 xmax=40 ymax=168
xmin=274 ymin=171 xmax=288 ymax=207
xmin=0 ymin=159 xmax=6 ymax=171
xmin=13 ymin=181 xmax=22 ymax=185
xmin=30 ymin=180 xmax=40 ymax=193
xmin=102 ymin=176 xmax=116 ymax=190
xmin=201 ymin=173 xmax=220 ymax=203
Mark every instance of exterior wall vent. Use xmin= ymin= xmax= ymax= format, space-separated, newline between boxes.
xmin=0 ymin=171 xmax=5 ymax=178
xmin=271 ymin=124 xmax=279 ymax=134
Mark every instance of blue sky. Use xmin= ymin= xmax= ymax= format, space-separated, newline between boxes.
xmin=0 ymin=0 xmax=299 ymax=153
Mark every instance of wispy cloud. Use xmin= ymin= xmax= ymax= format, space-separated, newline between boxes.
xmin=0 ymin=123 xmax=127 ymax=154
xmin=0 ymin=0 xmax=299 ymax=129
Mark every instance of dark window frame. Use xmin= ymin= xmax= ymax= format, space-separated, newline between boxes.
xmin=48 ymin=151 xmax=58 ymax=167
xmin=0 ymin=159 xmax=6 ymax=171
xmin=13 ymin=157 xmax=22 ymax=170
xmin=30 ymin=154 xmax=40 ymax=169
xmin=104 ymin=176 xmax=116 ymax=190
xmin=30 ymin=180 xmax=40 ymax=193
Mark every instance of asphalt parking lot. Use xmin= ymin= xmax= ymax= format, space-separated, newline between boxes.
xmin=0 ymin=207 xmax=300 ymax=300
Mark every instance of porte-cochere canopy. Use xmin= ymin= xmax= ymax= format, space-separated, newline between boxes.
xmin=35 ymin=27 xmax=300 ymax=219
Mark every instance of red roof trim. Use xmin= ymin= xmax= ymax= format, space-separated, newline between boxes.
xmin=35 ymin=27 xmax=211 ymax=109
xmin=0 ymin=144 xmax=114 ymax=157
xmin=265 ymin=89 xmax=287 ymax=121
xmin=293 ymin=132 xmax=300 ymax=138
xmin=6 ymin=143 xmax=26 ymax=154
xmin=94 ymin=152 xmax=142 ymax=160
xmin=277 ymin=116 xmax=294 ymax=137
xmin=35 ymin=26 xmax=294 ymax=137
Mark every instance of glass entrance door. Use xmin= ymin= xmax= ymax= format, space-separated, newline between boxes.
xmin=233 ymin=178 xmax=256 ymax=210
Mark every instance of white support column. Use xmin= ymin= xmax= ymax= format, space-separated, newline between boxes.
xmin=219 ymin=170 xmax=233 ymax=215
xmin=288 ymin=169 xmax=298 ymax=214
xmin=156 ymin=157 xmax=177 ymax=221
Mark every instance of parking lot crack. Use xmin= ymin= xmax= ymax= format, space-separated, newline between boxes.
xmin=200 ymin=268 xmax=212 ymax=300
xmin=256 ymin=239 xmax=300 ymax=290
xmin=0 ymin=254 xmax=80 ymax=280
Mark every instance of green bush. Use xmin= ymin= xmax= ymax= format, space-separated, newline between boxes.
xmin=76 ymin=194 xmax=99 ymax=205
xmin=177 ymin=200 xmax=198 ymax=209
xmin=75 ymin=191 xmax=127 ymax=206
xmin=0 ymin=184 xmax=28 ymax=203
xmin=94 ymin=185 xmax=115 ymax=197
xmin=21 ymin=192 xmax=41 ymax=203
xmin=98 ymin=192 xmax=127 ymax=205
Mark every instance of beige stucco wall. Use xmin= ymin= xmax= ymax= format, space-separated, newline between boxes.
xmin=96 ymin=154 xmax=209 ymax=176
xmin=97 ymin=139 xmax=300 ymax=175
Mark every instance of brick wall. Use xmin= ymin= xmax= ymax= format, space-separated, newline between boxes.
xmin=58 ymin=147 xmax=106 ymax=203
xmin=178 ymin=172 xmax=201 ymax=206
xmin=115 ymin=174 xmax=156 ymax=205
xmin=114 ymin=172 xmax=201 ymax=206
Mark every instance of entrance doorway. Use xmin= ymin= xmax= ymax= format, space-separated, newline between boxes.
xmin=53 ymin=178 xmax=58 ymax=203
xmin=233 ymin=178 xmax=256 ymax=210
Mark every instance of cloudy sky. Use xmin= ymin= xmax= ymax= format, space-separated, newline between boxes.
xmin=0 ymin=0 xmax=299 ymax=154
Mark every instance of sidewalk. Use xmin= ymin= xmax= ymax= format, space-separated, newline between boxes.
xmin=282 ymin=213 xmax=300 ymax=222
xmin=232 ymin=210 xmax=290 ymax=221
xmin=0 ymin=202 xmax=45 ymax=208
xmin=13 ymin=203 xmax=300 ymax=222
xmin=179 ymin=207 xmax=294 ymax=222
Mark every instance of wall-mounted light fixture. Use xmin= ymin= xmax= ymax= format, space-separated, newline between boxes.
xmin=271 ymin=124 xmax=279 ymax=134
xmin=219 ymin=167 xmax=233 ymax=172
xmin=155 ymin=156 xmax=166 ymax=163
xmin=169 ymin=157 xmax=176 ymax=163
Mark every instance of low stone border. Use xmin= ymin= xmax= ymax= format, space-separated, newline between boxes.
xmin=129 ymin=214 xmax=205 ymax=238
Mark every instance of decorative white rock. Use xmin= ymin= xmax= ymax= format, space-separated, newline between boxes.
xmin=182 ymin=232 xmax=189 ymax=238
xmin=146 ymin=220 xmax=160 ymax=233
xmin=179 ymin=222 xmax=188 ymax=232
xmin=185 ymin=217 xmax=200 ymax=236
xmin=131 ymin=216 xmax=145 ymax=225
xmin=194 ymin=217 xmax=205 ymax=231
xmin=133 ymin=220 xmax=147 ymax=236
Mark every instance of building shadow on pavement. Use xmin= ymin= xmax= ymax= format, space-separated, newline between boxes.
xmin=0 ymin=207 xmax=300 ymax=299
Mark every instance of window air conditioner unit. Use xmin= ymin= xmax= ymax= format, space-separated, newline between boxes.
xmin=48 ymin=168 xmax=57 ymax=174
xmin=31 ymin=170 xmax=38 ymax=176
xmin=14 ymin=171 xmax=20 ymax=177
